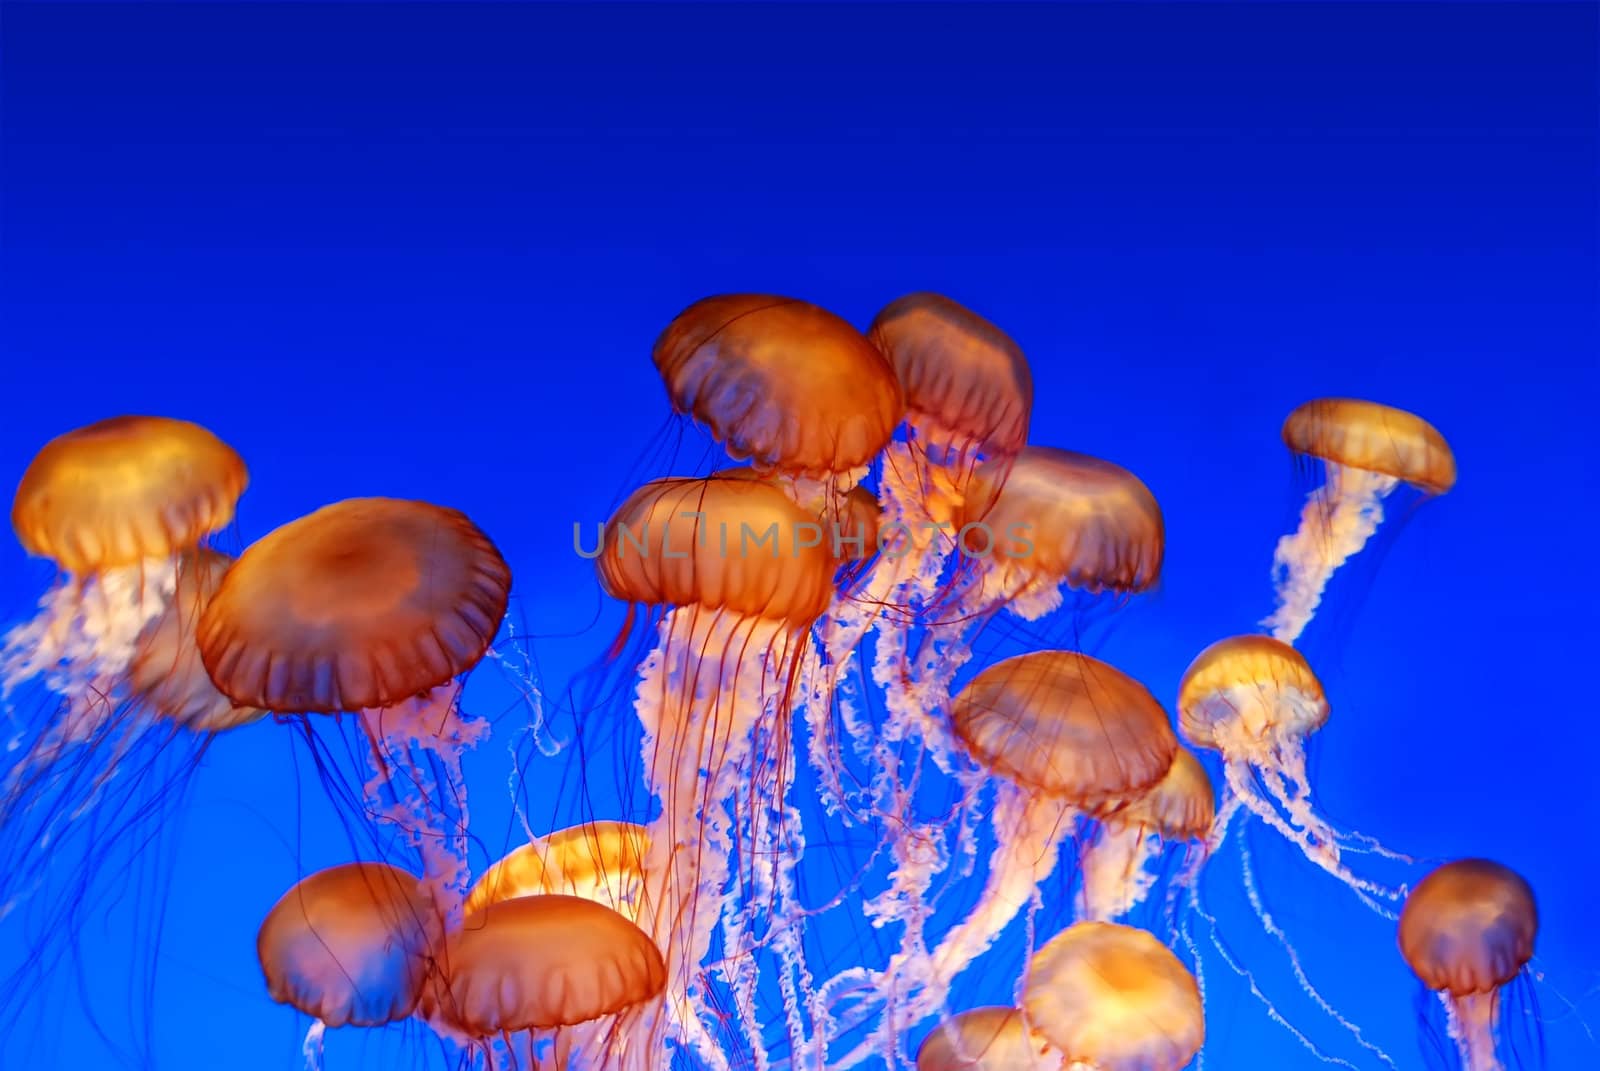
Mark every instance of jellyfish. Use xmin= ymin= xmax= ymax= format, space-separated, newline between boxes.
xmin=653 ymin=293 xmax=903 ymax=499
xmin=915 ymin=1007 xmax=1061 ymax=1071
xmin=824 ymin=650 xmax=1177 ymax=1065
xmin=257 ymin=862 xmax=442 ymax=1067
xmin=1399 ymin=860 xmax=1539 ymax=1071
xmin=0 ymin=417 xmax=256 ymax=1036
xmin=1077 ymin=746 xmax=1214 ymax=924
xmin=422 ymin=894 xmax=666 ymax=1070
xmin=593 ymin=475 xmax=837 ymax=1069
xmin=1263 ymin=398 xmax=1455 ymax=644
xmin=1023 ymin=921 xmax=1205 ymax=1071
xmin=198 ymin=497 xmax=512 ymax=921
xmin=464 ymin=820 xmax=650 ymax=922
xmin=1176 ymin=634 xmax=1402 ymax=906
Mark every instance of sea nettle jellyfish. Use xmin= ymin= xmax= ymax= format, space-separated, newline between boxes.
xmin=422 ymin=895 xmax=666 ymax=1071
xmin=1400 ymin=860 xmax=1540 ymax=1071
xmin=464 ymin=820 xmax=649 ymax=922
xmin=258 ymin=862 xmax=441 ymax=1068
xmin=1077 ymin=746 xmax=1214 ymax=925
xmin=825 ymin=650 xmax=1176 ymax=1066
xmin=0 ymin=417 xmax=256 ymax=1029
xmin=198 ymin=498 xmax=511 ymax=921
xmin=1023 ymin=921 xmax=1204 ymax=1071
xmin=1264 ymin=398 xmax=1455 ymax=645
xmin=595 ymin=475 xmax=836 ymax=1070
xmin=916 ymin=1007 xmax=1061 ymax=1071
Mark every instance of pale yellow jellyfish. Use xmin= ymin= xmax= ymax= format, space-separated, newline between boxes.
xmin=1264 ymin=398 xmax=1455 ymax=644
xmin=1023 ymin=921 xmax=1204 ymax=1071
xmin=464 ymin=820 xmax=650 ymax=922
xmin=597 ymin=475 xmax=836 ymax=1070
xmin=423 ymin=894 xmax=666 ymax=1069
xmin=198 ymin=498 xmax=512 ymax=920
xmin=1400 ymin=860 xmax=1538 ymax=1071
xmin=1078 ymin=747 xmax=1214 ymax=923
xmin=257 ymin=862 xmax=441 ymax=1064
xmin=916 ymin=1007 xmax=1061 ymax=1071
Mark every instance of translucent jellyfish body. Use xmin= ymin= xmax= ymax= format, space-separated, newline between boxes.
xmin=1077 ymin=747 xmax=1214 ymax=924
xmin=423 ymin=895 xmax=666 ymax=1069
xmin=596 ymin=476 xmax=836 ymax=1070
xmin=916 ymin=1007 xmax=1061 ymax=1071
xmin=1400 ymin=860 xmax=1538 ymax=1071
xmin=198 ymin=497 xmax=512 ymax=920
xmin=1023 ymin=921 xmax=1204 ymax=1071
xmin=465 ymin=821 xmax=650 ymax=922
xmin=1264 ymin=398 xmax=1455 ymax=644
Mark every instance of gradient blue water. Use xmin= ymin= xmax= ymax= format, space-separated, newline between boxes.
xmin=2 ymin=3 xmax=1595 ymax=1068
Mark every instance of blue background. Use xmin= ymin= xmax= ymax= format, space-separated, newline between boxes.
xmin=1 ymin=3 xmax=1595 ymax=1068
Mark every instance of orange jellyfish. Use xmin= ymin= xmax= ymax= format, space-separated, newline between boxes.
xmin=1023 ymin=921 xmax=1204 ymax=1071
xmin=1077 ymin=746 xmax=1214 ymax=924
xmin=1264 ymin=398 xmax=1455 ymax=644
xmin=464 ymin=820 xmax=649 ymax=923
xmin=823 ymin=650 xmax=1176 ymax=1066
xmin=258 ymin=861 xmax=441 ymax=1066
xmin=916 ymin=1007 xmax=1060 ymax=1071
xmin=0 ymin=417 xmax=255 ymax=1031
xmin=1400 ymin=860 xmax=1539 ymax=1071
xmin=198 ymin=497 xmax=512 ymax=920
xmin=422 ymin=894 xmax=666 ymax=1070
xmin=594 ymin=474 xmax=836 ymax=1070
xmin=653 ymin=294 xmax=903 ymax=494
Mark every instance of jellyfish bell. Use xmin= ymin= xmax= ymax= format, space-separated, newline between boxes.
xmin=916 ymin=1007 xmax=1061 ymax=1071
xmin=1399 ymin=859 xmax=1539 ymax=1071
xmin=1023 ymin=921 xmax=1204 ymax=1071
xmin=653 ymin=294 xmax=903 ymax=488
xmin=197 ymin=497 xmax=512 ymax=920
xmin=422 ymin=894 xmax=666 ymax=1067
xmin=257 ymin=862 xmax=441 ymax=1029
xmin=463 ymin=820 xmax=650 ymax=923
xmin=1265 ymin=397 xmax=1456 ymax=646
xmin=1079 ymin=747 xmax=1215 ymax=924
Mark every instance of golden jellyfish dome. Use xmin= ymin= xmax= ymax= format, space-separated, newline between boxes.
xmin=950 ymin=650 xmax=1177 ymax=811
xmin=126 ymin=549 xmax=265 ymax=732
xmin=1176 ymin=634 xmax=1329 ymax=750
xmin=256 ymin=862 xmax=440 ymax=1028
xmin=197 ymin=498 xmax=511 ymax=713
xmin=868 ymin=292 xmax=1032 ymax=457
xmin=463 ymin=821 xmax=650 ymax=920
xmin=957 ymin=447 xmax=1163 ymax=594
xmin=1024 ymin=921 xmax=1204 ymax=1071
xmin=1399 ymin=859 xmax=1538 ymax=996
xmin=711 ymin=467 xmax=883 ymax=564
xmin=1283 ymin=398 xmax=1456 ymax=494
xmin=653 ymin=294 xmax=904 ymax=477
xmin=597 ymin=476 xmax=838 ymax=627
xmin=423 ymin=895 xmax=666 ymax=1037
xmin=916 ymin=1007 xmax=1054 ymax=1071
xmin=1107 ymin=747 xmax=1215 ymax=841
xmin=12 ymin=415 xmax=248 ymax=574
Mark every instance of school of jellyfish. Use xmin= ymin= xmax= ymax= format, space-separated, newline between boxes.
xmin=0 ymin=293 xmax=1559 ymax=1071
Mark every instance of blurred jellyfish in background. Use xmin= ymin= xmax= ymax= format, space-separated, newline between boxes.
xmin=1023 ymin=921 xmax=1205 ymax=1071
xmin=0 ymin=416 xmax=259 ymax=1044
xmin=1400 ymin=860 xmax=1542 ymax=1071
xmin=258 ymin=862 xmax=442 ymax=1068
xmin=915 ymin=1007 xmax=1059 ymax=1071
xmin=821 ymin=649 xmax=1177 ymax=1065
xmin=198 ymin=497 xmax=512 ymax=921
xmin=1264 ymin=398 xmax=1455 ymax=646
xmin=592 ymin=474 xmax=837 ymax=1069
xmin=1076 ymin=746 xmax=1214 ymax=926
xmin=422 ymin=894 xmax=666 ymax=1070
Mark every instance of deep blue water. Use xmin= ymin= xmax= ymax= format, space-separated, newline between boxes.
xmin=1 ymin=3 xmax=1595 ymax=1069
